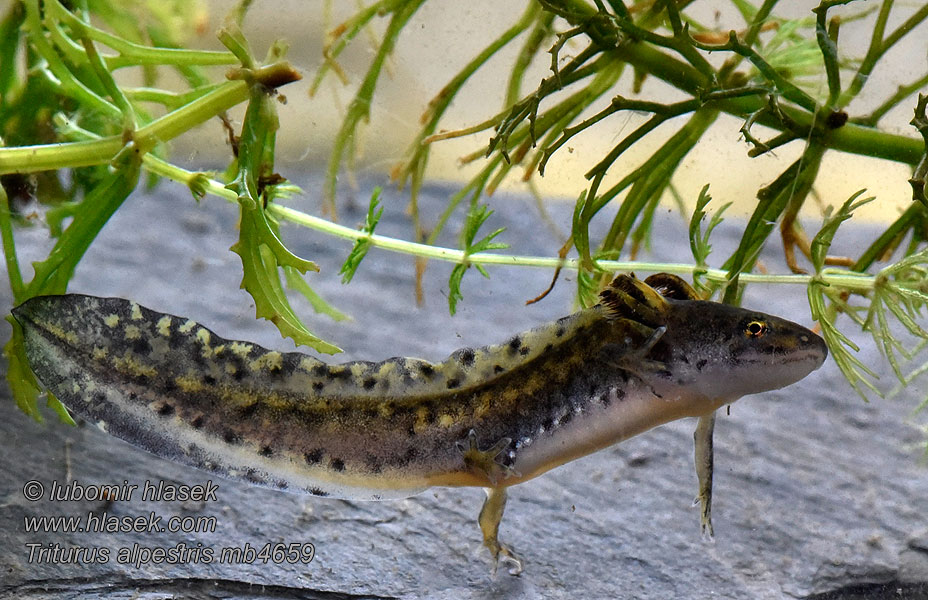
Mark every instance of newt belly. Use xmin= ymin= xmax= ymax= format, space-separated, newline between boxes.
xmin=11 ymin=273 xmax=827 ymax=573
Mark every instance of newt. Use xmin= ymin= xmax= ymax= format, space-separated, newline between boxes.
xmin=11 ymin=273 xmax=827 ymax=574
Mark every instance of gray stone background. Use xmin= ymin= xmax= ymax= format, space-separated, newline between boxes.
xmin=1 ymin=178 xmax=927 ymax=599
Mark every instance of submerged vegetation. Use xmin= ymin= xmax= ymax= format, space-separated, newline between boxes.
xmin=1 ymin=0 xmax=927 ymax=420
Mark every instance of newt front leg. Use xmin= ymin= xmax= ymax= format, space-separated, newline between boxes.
xmin=694 ymin=412 xmax=716 ymax=537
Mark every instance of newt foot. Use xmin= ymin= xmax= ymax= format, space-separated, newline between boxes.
xmin=456 ymin=429 xmax=519 ymax=485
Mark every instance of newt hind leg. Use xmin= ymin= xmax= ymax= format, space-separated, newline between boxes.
xmin=479 ymin=487 xmax=523 ymax=576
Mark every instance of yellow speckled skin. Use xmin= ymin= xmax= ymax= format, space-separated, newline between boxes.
xmin=11 ymin=274 xmax=828 ymax=572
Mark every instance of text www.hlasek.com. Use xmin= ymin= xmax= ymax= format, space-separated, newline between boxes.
xmin=22 ymin=478 xmax=315 ymax=568
xmin=24 ymin=511 xmax=216 ymax=534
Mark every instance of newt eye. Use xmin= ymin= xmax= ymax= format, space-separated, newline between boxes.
xmin=744 ymin=320 xmax=768 ymax=338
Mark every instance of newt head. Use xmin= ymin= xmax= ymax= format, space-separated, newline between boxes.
xmin=654 ymin=299 xmax=828 ymax=400
xmin=599 ymin=274 xmax=828 ymax=406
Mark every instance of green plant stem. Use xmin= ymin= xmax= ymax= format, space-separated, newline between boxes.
xmin=0 ymin=138 xmax=126 ymax=175
xmin=0 ymin=185 xmax=24 ymax=303
xmin=853 ymin=204 xmax=927 ymax=272
xmin=488 ymin=45 xmax=601 ymax=160
xmin=717 ymin=0 xmax=778 ymax=82
xmin=415 ymin=52 xmax=620 ymax=248
xmin=122 ymin=83 xmax=227 ymax=109
xmin=0 ymin=4 xmax=24 ymax=96
xmin=599 ymin=108 xmax=718 ymax=259
xmin=691 ymin=31 xmax=819 ymax=113
xmin=310 ymin=0 xmax=403 ymax=93
xmin=27 ymin=157 xmax=143 ymax=296
xmin=397 ymin=2 xmax=540 ymax=240
xmin=95 ymin=151 xmax=881 ymax=295
xmin=839 ymin=1 xmax=928 ymax=109
xmin=47 ymin=116 xmax=235 ymax=203
xmin=324 ymin=0 xmax=426 ymax=217
xmin=423 ymin=54 xmax=605 ymax=148
xmin=812 ymin=1 xmax=844 ymax=107
xmin=507 ymin=9 xmax=553 ymax=106
xmin=618 ymin=0 xmax=715 ymax=80
xmin=422 ymin=3 xmax=537 ymax=128
xmin=23 ymin=0 xmax=120 ymax=119
xmin=721 ymin=141 xmax=827 ymax=303
xmin=838 ymin=0 xmax=893 ymax=108
xmin=45 ymin=0 xmax=238 ymax=69
xmin=81 ymin=37 xmax=137 ymax=128
xmin=269 ymin=202 xmax=880 ymax=290
xmin=545 ymin=0 xmax=924 ymax=166
xmin=859 ymin=71 xmax=928 ymax=126
xmin=0 ymin=71 xmax=276 ymax=174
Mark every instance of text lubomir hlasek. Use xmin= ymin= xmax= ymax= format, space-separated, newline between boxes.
xmin=45 ymin=479 xmax=218 ymax=502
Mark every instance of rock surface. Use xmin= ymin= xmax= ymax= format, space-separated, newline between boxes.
xmin=1 ymin=179 xmax=927 ymax=599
